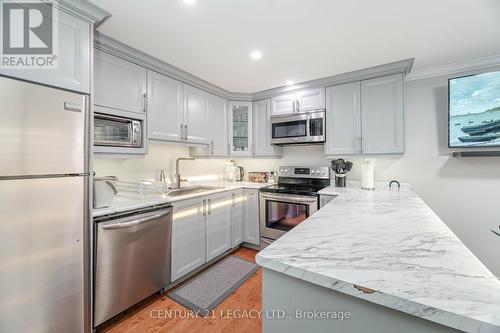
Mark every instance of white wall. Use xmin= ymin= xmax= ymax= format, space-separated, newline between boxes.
xmin=93 ymin=71 xmax=500 ymax=277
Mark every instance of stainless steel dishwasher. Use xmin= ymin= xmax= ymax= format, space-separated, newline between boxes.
xmin=94 ymin=204 xmax=172 ymax=326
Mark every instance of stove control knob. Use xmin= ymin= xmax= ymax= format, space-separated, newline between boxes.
xmin=321 ymin=170 xmax=327 ymax=175
xmin=280 ymin=169 xmax=284 ymax=173
xmin=312 ymin=170 xmax=317 ymax=174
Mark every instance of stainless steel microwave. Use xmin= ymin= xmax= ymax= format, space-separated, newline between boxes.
xmin=271 ymin=109 xmax=325 ymax=145
xmin=94 ymin=113 xmax=143 ymax=148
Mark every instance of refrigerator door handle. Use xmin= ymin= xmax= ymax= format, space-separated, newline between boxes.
xmin=64 ymin=102 xmax=82 ymax=112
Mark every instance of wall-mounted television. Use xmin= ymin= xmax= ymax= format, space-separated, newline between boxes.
xmin=449 ymin=70 xmax=500 ymax=148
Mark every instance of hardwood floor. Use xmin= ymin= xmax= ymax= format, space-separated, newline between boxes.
xmin=98 ymin=247 xmax=262 ymax=333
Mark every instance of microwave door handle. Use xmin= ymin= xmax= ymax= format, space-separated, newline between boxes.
xmin=306 ymin=115 xmax=311 ymax=141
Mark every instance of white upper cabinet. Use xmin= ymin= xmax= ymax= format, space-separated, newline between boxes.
xmin=94 ymin=50 xmax=147 ymax=114
xmin=271 ymin=93 xmax=296 ymax=115
xmin=253 ymin=99 xmax=282 ymax=157
xmin=271 ymin=88 xmax=325 ymax=115
xmin=146 ymin=71 xmax=210 ymax=145
xmin=209 ymin=95 xmax=228 ymax=156
xmin=325 ymin=74 xmax=404 ymax=155
xmin=325 ymin=82 xmax=362 ymax=155
xmin=147 ymin=70 xmax=184 ymax=142
xmin=0 ymin=10 xmax=91 ymax=93
xmin=229 ymin=101 xmax=253 ymax=156
xmin=183 ymin=85 xmax=211 ymax=144
xmin=361 ymin=74 xmax=404 ymax=154
xmin=295 ymin=88 xmax=325 ymax=111
xmin=206 ymin=192 xmax=232 ymax=261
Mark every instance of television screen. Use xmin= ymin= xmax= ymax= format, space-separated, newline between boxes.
xmin=449 ymin=71 xmax=500 ymax=148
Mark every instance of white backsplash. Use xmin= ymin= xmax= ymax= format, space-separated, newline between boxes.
xmin=93 ymin=143 xmax=280 ymax=182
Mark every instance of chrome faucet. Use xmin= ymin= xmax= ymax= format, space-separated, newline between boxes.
xmin=173 ymin=157 xmax=194 ymax=189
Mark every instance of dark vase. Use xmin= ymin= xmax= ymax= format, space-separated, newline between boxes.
xmin=335 ymin=174 xmax=347 ymax=187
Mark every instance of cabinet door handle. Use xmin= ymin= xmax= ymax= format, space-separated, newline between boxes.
xmin=180 ymin=124 xmax=184 ymax=140
xmin=142 ymin=93 xmax=147 ymax=113
xmin=296 ymin=99 xmax=300 ymax=112
xmin=292 ymin=100 xmax=296 ymax=113
xmin=232 ymin=193 xmax=235 ymax=207
xmin=208 ymin=199 xmax=212 ymax=215
xmin=202 ymin=199 xmax=206 ymax=216
xmin=184 ymin=124 xmax=188 ymax=141
xmin=211 ymin=141 xmax=214 ymax=154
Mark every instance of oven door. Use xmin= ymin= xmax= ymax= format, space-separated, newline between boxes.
xmin=271 ymin=113 xmax=308 ymax=144
xmin=94 ymin=113 xmax=142 ymax=148
xmin=259 ymin=192 xmax=318 ymax=240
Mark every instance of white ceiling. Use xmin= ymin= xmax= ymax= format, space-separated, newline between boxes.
xmin=91 ymin=0 xmax=500 ymax=93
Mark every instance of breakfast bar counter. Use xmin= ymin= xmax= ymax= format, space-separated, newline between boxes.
xmin=256 ymin=186 xmax=500 ymax=333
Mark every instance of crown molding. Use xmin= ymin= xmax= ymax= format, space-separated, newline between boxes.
xmin=54 ymin=0 xmax=111 ymax=26
xmin=95 ymin=33 xmax=414 ymax=102
xmin=406 ymin=55 xmax=500 ymax=81
xmin=94 ymin=33 xmax=250 ymax=100
xmin=251 ymin=58 xmax=414 ymax=100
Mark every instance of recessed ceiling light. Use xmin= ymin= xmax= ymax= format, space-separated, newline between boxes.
xmin=285 ymin=80 xmax=295 ymax=86
xmin=183 ymin=0 xmax=197 ymax=4
xmin=250 ymin=50 xmax=262 ymax=60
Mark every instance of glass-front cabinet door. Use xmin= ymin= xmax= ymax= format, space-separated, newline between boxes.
xmin=228 ymin=101 xmax=252 ymax=156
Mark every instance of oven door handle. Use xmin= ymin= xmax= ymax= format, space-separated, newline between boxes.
xmin=260 ymin=193 xmax=318 ymax=204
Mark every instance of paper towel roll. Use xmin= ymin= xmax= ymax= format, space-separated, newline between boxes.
xmin=361 ymin=164 xmax=374 ymax=190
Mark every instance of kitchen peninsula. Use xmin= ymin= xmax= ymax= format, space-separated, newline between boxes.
xmin=256 ymin=186 xmax=500 ymax=333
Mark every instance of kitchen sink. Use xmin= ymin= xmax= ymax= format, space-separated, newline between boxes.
xmin=166 ymin=185 xmax=225 ymax=197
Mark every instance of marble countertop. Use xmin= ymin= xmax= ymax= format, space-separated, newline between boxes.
xmin=93 ymin=180 xmax=272 ymax=218
xmin=256 ymin=185 xmax=500 ymax=333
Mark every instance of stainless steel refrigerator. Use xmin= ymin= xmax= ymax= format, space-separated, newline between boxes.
xmin=0 ymin=76 xmax=90 ymax=332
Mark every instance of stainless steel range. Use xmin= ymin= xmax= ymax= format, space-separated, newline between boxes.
xmin=259 ymin=166 xmax=330 ymax=246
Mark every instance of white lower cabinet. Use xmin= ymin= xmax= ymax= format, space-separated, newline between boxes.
xmin=231 ymin=190 xmax=244 ymax=247
xmin=171 ymin=197 xmax=206 ymax=282
xmin=171 ymin=188 xmax=260 ymax=281
xmin=319 ymin=194 xmax=336 ymax=208
xmin=206 ymin=192 xmax=232 ymax=261
xmin=243 ymin=189 xmax=260 ymax=245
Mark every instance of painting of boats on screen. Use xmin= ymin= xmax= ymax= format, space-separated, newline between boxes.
xmin=449 ymin=71 xmax=500 ymax=148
